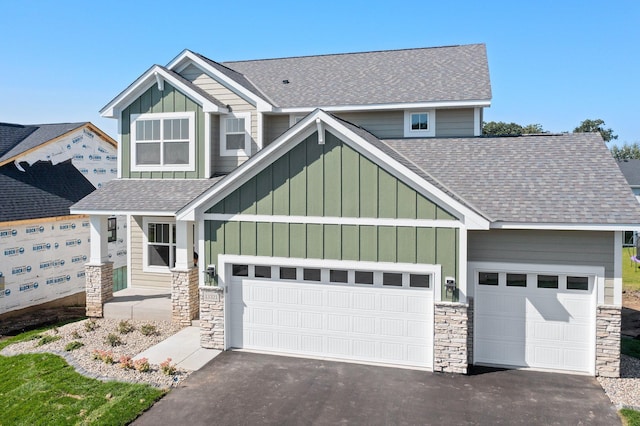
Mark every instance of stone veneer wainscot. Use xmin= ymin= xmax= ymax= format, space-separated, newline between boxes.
xmin=85 ymin=262 xmax=113 ymax=317
xmin=596 ymin=305 xmax=621 ymax=378
xmin=200 ymin=286 xmax=224 ymax=350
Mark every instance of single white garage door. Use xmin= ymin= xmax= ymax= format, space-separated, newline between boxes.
xmin=474 ymin=269 xmax=596 ymax=374
xmin=228 ymin=264 xmax=434 ymax=369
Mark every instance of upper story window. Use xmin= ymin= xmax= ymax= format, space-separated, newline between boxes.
xmin=403 ymin=110 xmax=435 ymax=137
xmin=220 ymin=112 xmax=251 ymax=157
xmin=131 ymin=112 xmax=195 ymax=172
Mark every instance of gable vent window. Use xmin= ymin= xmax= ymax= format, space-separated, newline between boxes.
xmin=221 ymin=112 xmax=251 ymax=157
xmin=131 ymin=112 xmax=195 ymax=172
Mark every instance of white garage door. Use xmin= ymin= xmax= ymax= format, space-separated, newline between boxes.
xmin=228 ymin=263 xmax=434 ymax=369
xmin=474 ymin=269 xmax=596 ymax=374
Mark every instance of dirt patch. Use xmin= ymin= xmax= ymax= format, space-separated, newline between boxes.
xmin=0 ymin=306 xmax=86 ymax=337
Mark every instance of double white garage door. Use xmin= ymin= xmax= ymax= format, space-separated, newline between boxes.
xmin=228 ymin=263 xmax=434 ymax=369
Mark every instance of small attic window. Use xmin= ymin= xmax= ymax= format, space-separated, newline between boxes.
xmin=403 ymin=110 xmax=436 ymax=137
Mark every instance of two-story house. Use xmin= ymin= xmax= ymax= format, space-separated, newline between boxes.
xmin=72 ymin=44 xmax=640 ymax=377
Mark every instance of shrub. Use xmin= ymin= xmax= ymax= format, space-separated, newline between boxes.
xmin=119 ymin=356 xmax=134 ymax=369
xmin=105 ymin=333 xmax=123 ymax=347
xmin=139 ymin=324 xmax=159 ymax=336
xmin=84 ymin=319 xmax=99 ymax=332
xmin=133 ymin=358 xmax=150 ymax=373
xmin=118 ymin=320 xmax=135 ymax=335
xmin=71 ymin=330 xmax=82 ymax=339
xmin=160 ymin=358 xmax=177 ymax=376
xmin=36 ymin=335 xmax=61 ymax=346
xmin=65 ymin=341 xmax=84 ymax=351
xmin=92 ymin=349 xmax=114 ymax=364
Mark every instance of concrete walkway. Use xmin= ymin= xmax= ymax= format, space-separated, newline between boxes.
xmin=135 ymin=326 xmax=221 ymax=371
xmin=104 ymin=288 xmax=171 ymax=322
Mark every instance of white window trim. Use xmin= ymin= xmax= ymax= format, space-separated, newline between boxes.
xmin=131 ymin=111 xmax=196 ymax=172
xmin=403 ymin=110 xmax=436 ymax=137
xmin=142 ymin=217 xmax=176 ymax=274
xmin=220 ymin=111 xmax=252 ymax=157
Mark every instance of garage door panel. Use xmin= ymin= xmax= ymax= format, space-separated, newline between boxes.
xmin=327 ymin=291 xmax=351 ymax=308
xmin=277 ymin=287 xmax=299 ymax=304
xmin=300 ymin=312 xmax=323 ymax=330
xmin=380 ymin=318 xmax=404 ymax=336
xmin=277 ymin=310 xmax=299 ymax=327
xmin=253 ymin=286 xmax=275 ymax=303
xmin=381 ymin=295 xmax=405 ymax=312
xmin=476 ymin=339 xmax=525 ymax=365
xmin=353 ymin=293 xmax=376 ymax=310
xmin=476 ymin=315 xmax=525 ymax=340
xmin=231 ymin=276 xmax=433 ymax=369
xmin=529 ymin=320 xmax=563 ymax=341
xmin=352 ymin=316 xmax=376 ymax=334
xmin=300 ymin=289 xmax=323 ymax=306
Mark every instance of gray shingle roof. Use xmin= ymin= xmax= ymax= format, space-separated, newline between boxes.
xmin=0 ymin=122 xmax=86 ymax=163
xmin=0 ymin=159 xmax=95 ymax=222
xmin=71 ymin=178 xmax=223 ymax=213
xmin=617 ymin=159 xmax=640 ymax=187
xmin=383 ymin=134 xmax=640 ymax=224
xmin=219 ymin=44 xmax=491 ymax=108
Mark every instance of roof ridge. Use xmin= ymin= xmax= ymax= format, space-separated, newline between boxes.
xmin=222 ymin=43 xmax=484 ymax=64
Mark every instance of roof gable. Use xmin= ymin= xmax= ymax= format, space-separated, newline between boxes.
xmin=100 ymin=65 xmax=228 ymax=118
xmin=205 ymin=131 xmax=456 ymax=222
xmin=178 ymin=110 xmax=490 ymax=229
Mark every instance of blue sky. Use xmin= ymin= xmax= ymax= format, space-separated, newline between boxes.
xmin=1 ymin=0 xmax=638 ymax=145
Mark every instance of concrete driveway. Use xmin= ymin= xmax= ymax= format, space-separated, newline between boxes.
xmin=134 ymin=351 xmax=620 ymax=425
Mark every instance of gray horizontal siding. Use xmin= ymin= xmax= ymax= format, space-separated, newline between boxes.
xmin=468 ymin=229 xmax=615 ymax=303
xmin=334 ymin=111 xmax=404 ymax=139
xmin=435 ymin=108 xmax=474 ymax=137
xmin=264 ymin=115 xmax=290 ymax=145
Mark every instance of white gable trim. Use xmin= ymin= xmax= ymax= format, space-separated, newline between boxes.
xmin=100 ymin=65 xmax=227 ymax=118
xmin=167 ymin=50 xmax=274 ymax=112
xmin=177 ymin=110 xmax=490 ymax=230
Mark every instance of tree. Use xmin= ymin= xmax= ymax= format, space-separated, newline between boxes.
xmin=482 ymin=121 xmax=545 ymax=136
xmin=573 ymin=118 xmax=618 ymax=143
xmin=610 ymin=143 xmax=640 ymax=160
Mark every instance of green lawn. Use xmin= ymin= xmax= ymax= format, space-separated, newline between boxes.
xmin=623 ymin=247 xmax=640 ymax=292
xmin=0 ymin=323 xmax=166 ymax=425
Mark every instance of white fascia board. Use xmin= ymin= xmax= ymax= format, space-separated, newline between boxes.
xmin=167 ymin=51 xmax=274 ymax=112
xmin=70 ymin=209 xmax=176 ymax=217
xmin=276 ymin=99 xmax=491 ymax=114
xmin=179 ymin=110 xmax=488 ymax=230
xmin=491 ymin=222 xmax=640 ymax=231
xmin=100 ymin=66 xmax=226 ymax=118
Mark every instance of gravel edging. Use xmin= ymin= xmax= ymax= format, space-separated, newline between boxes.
xmin=0 ymin=318 xmax=191 ymax=389
xmin=598 ymin=354 xmax=640 ymax=410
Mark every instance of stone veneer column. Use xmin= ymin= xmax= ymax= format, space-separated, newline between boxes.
xmin=171 ymin=268 xmax=199 ymax=326
xmin=85 ymin=262 xmax=113 ymax=317
xmin=433 ymin=302 xmax=471 ymax=374
xmin=596 ymin=305 xmax=621 ymax=378
xmin=200 ymin=286 xmax=225 ymax=350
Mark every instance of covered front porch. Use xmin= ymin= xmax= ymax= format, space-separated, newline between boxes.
xmin=70 ymin=179 xmax=222 ymax=325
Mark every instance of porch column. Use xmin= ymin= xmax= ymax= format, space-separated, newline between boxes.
xmin=85 ymin=215 xmax=113 ymax=317
xmin=171 ymin=220 xmax=199 ymax=325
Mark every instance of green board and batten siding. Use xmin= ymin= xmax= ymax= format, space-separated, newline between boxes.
xmin=204 ymin=132 xmax=460 ymax=300
xmin=121 ymin=82 xmax=206 ymax=178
